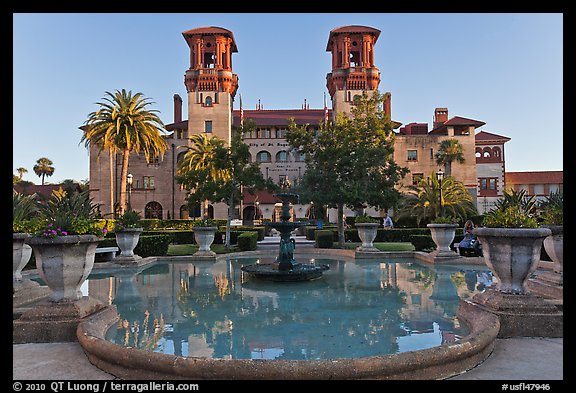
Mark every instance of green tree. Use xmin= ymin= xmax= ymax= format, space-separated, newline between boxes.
xmin=177 ymin=122 xmax=275 ymax=248
xmin=33 ymin=157 xmax=55 ymax=185
xmin=435 ymin=138 xmax=465 ymax=177
xmin=82 ymin=89 xmax=168 ymax=215
xmin=287 ymin=90 xmax=408 ymax=247
xmin=397 ymin=172 xmax=477 ymax=226
xmin=177 ymin=133 xmax=230 ymax=219
xmin=16 ymin=167 xmax=28 ymax=180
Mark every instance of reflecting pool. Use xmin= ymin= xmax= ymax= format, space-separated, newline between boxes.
xmin=81 ymin=257 xmax=493 ymax=360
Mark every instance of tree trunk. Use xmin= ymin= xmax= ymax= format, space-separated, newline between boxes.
xmin=225 ymin=194 xmax=233 ymax=249
xmin=119 ymin=149 xmax=130 ymax=215
xmin=109 ymin=150 xmax=115 ymax=217
xmin=337 ymin=203 xmax=345 ymax=248
xmin=445 ymin=162 xmax=452 ymax=177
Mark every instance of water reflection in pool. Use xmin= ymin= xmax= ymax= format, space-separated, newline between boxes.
xmin=85 ymin=257 xmax=493 ymax=360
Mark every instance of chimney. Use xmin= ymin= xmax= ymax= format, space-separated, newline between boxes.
xmin=383 ymin=92 xmax=391 ymax=118
xmin=433 ymin=108 xmax=448 ymax=129
xmin=174 ymin=94 xmax=182 ymax=123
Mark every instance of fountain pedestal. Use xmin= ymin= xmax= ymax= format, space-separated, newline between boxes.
xmin=241 ymin=192 xmax=328 ymax=281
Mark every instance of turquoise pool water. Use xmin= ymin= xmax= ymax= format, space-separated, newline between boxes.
xmin=82 ymin=257 xmax=494 ymax=360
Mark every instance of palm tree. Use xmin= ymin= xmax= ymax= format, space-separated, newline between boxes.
xmin=435 ymin=138 xmax=465 ymax=177
xmin=16 ymin=167 xmax=28 ymax=180
xmin=33 ymin=157 xmax=55 ymax=185
xmin=397 ymin=172 xmax=477 ymax=226
xmin=82 ymin=89 xmax=168 ymax=215
xmin=177 ymin=134 xmax=230 ymax=218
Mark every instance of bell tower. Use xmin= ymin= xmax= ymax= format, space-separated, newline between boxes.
xmin=182 ymin=27 xmax=239 ymax=144
xmin=326 ymin=26 xmax=390 ymax=118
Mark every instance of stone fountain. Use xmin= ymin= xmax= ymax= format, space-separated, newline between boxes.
xmin=241 ymin=188 xmax=329 ymax=281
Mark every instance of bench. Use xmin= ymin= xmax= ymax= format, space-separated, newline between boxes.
xmin=455 ymin=244 xmax=482 ymax=257
xmin=95 ymin=247 xmax=119 ymax=262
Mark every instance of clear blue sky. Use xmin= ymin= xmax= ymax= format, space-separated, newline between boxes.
xmin=13 ymin=13 xmax=563 ymax=184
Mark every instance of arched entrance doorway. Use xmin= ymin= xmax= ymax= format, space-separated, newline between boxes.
xmin=145 ymin=201 xmax=163 ymax=219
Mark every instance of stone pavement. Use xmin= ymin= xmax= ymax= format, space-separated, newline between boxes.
xmin=13 ymin=337 xmax=562 ymax=380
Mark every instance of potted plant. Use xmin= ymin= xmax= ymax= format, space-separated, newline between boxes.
xmin=26 ymin=190 xmax=107 ymax=302
xmin=113 ymin=208 xmax=144 ymax=262
xmin=12 ymin=192 xmax=40 ymax=284
xmin=427 ymin=216 xmax=459 ymax=258
xmin=474 ymin=192 xmax=551 ymax=295
xmin=538 ymin=191 xmax=563 ymax=284
xmin=192 ymin=218 xmax=218 ymax=257
xmin=354 ymin=215 xmax=380 ymax=252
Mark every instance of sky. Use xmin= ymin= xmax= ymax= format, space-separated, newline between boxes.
xmin=13 ymin=13 xmax=563 ymax=184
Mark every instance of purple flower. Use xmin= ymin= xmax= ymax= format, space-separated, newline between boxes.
xmin=62 ymin=231 xmax=68 ymax=235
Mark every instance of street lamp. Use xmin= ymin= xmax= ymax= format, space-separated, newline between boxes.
xmin=127 ymin=173 xmax=133 ymax=210
xmin=255 ymin=201 xmax=260 ymax=220
xmin=436 ymin=169 xmax=444 ymax=217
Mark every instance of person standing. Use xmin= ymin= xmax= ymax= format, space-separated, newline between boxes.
xmin=383 ymin=212 xmax=393 ymax=229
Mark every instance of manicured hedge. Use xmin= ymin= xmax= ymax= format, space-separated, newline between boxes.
xmin=237 ymin=231 xmax=258 ymax=251
xmin=315 ymin=230 xmax=334 ymax=248
xmin=408 ymin=234 xmax=437 ymax=251
xmin=97 ymin=234 xmax=172 ymax=257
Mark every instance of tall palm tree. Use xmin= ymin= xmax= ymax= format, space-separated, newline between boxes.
xmin=435 ymin=138 xmax=465 ymax=177
xmin=16 ymin=167 xmax=28 ymax=180
xmin=33 ymin=157 xmax=55 ymax=185
xmin=177 ymin=134 xmax=230 ymax=218
xmin=81 ymin=89 xmax=168 ymax=214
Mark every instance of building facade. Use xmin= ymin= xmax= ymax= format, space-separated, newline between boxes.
xmin=88 ymin=25 xmax=518 ymax=222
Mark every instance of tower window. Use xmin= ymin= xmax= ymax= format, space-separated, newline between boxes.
xmin=407 ymin=150 xmax=418 ymax=161
xmin=143 ymin=176 xmax=155 ymax=189
xmin=205 ymin=121 xmax=212 ymax=133
xmin=205 ymin=96 xmax=213 ymax=107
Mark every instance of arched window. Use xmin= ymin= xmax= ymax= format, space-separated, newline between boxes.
xmin=145 ymin=201 xmax=163 ymax=219
xmin=483 ymin=147 xmax=492 ymax=158
xmin=276 ymin=150 xmax=289 ymax=162
xmin=205 ymin=96 xmax=213 ymax=106
xmin=256 ymin=151 xmax=271 ymax=163
xmin=493 ymin=147 xmax=501 ymax=158
xmin=475 ymin=148 xmax=482 ymax=159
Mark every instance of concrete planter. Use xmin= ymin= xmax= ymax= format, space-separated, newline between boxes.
xmin=115 ymin=228 xmax=143 ymax=257
xmin=27 ymin=235 xmax=101 ymax=302
xmin=473 ymin=227 xmax=551 ymax=294
xmin=355 ymin=223 xmax=379 ymax=252
xmin=13 ymin=233 xmax=32 ymax=283
xmin=193 ymin=226 xmax=217 ymax=257
xmin=427 ymin=223 xmax=458 ymax=257
xmin=542 ymin=225 xmax=563 ymax=284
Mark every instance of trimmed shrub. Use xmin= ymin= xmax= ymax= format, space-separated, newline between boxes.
xmin=315 ymin=230 xmax=334 ymax=248
xmin=409 ymin=234 xmax=437 ymax=251
xmin=237 ymin=231 xmax=258 ymax=251
xmin=134 ymin=235 xmax=172 ymax=257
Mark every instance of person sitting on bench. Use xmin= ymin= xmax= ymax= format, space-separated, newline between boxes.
xmin=458 ymin=220 xmax=483 ymax=256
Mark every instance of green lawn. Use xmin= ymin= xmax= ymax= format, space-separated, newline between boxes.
xmin=167 ymin=242 xmax=414 ymax=256
xmin=342 ymin=242 xmax=415 ymax=251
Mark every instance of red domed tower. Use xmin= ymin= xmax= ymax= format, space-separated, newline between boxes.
xmin=326 ymin=25 xmax=391 ymax=118
xmin=182 ymin=26 xmax=239 ymax=144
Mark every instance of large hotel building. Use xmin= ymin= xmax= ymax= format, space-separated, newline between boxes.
xmin=88 ymin=25 xmax=513 ymax=222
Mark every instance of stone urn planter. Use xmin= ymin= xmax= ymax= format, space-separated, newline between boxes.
xmin=355 ymin=223 xmax=380 ymax=252
xmin=542 ymin=225 xmax=563 ymax=285
xmin=473 ymin=227 xmax=551 ymax=294
xmin=13 ymin=233 xmax=32 ymax=283
xmin=193 ymin=226 xmax=217 ymax=257
xmin=115 ymin=227 xmax=143 ymax=258
xmin=26 ymin=234 xmax=101 ymax=302
xmin=427 ymin=223 xmax=458 ymax=257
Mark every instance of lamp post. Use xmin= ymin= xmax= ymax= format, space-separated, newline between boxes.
xmin=255 ymin=201 xmax=260 ymax=220
xmin=127 ymin=173 xmax=133 ymax=211
xmin=436 ymin=169 xmax=444 ymax=217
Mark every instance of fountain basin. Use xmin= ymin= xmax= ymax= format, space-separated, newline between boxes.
xmin=241 ymin=261 xmax=329 ymax=281
xmin=77 ymin=298 xmax=499 ymax=380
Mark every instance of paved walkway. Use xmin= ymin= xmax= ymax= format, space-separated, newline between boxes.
xmin=13 ymin=337 xmax=562 ymax=380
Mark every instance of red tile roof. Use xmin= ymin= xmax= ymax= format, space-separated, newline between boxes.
xmin=505 ymin=171 xmax=563 ymax=185
xmin=428 ymin=116 xmax=486 ymax=135
xmin=242 ymin=189 xmax=282 ymax=204
xmin=326 ymin=26 xmax=381 ymax=50
xmin=13 ymin=183 xmax=79 ymax=198
xmin=182 ymin=27 xmax=238 ymax=52
xmin=475 ymin=131 xmax=511 ymax=143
